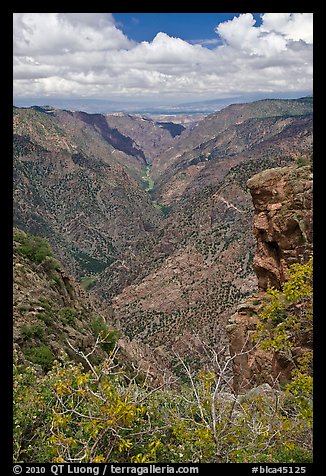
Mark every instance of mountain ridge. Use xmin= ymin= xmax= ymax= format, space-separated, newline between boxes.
xmin=150 ymin=98 xmax=313 ymax=201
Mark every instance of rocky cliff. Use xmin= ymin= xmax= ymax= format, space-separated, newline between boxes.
xmin=227 ymin=163 xmax=313 ymax=392
xmin=247 ymin=164 xmax=313 ymax=290
xmin=13 ymin=106 xmax=164 ymax=297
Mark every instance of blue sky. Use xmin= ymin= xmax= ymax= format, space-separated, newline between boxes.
xmin=113 ymin=13 xmax=262 ymax=46
xmin=13 ymin=13 xmax=313 ymax=106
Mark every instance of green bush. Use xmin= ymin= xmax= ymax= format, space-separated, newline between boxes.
xmin=21 ymin=323 xmax=45 ymax=339
xmin=59 ymin=307 xmax=78 ymax=325
xmin=37 ymin=297 xmax=54 ymax=310
xmin=80 ymin=276 xmax=97 ymax=291
xmin=89 ymin=317 xmax=120 ymax=352
xmin=33 ymin=298 xmax=56 ymax=325
xmin=43 ymin=256 xmax=61 ymax=271
xmin=14 ymin=230 xmax=53 ymax=264
xmin=24 ymin=345 xmax=55 ymax=372
xmin=17 ymin=305 xmax=33 ymax=313
xmin=255 ymin=257 xmax=313 ymax=352
xmin=254 ymin=257 xmax=313 ymax=436
xmin=273 ymin=447 xmax=313 ymax=463
xmin=37 ymin=310 xmax=54 ymax=326
xmin=13 ymin=343 xmax=313 ymax=463
xmin=160 ymin=204 xmax=170 ymax=217
xmin=296 ymin=156 xmax=310 ymax=168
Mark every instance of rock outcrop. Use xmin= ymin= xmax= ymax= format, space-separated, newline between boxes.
xmin=227 ymin=163 xmax=313 ymax=392
xmin=226 ymin=295 xmax=271 ymax=392
xmin=247 ymin=165 xmax=313 ymax=290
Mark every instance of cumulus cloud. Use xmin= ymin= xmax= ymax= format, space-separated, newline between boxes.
xmin=216 ymin=13 xmax=312 ymax=56
xmin=13 ymin=12 xmax=313 ymax=101
xmin=13 ymin=13 xmax=133 ymax=56
xmin=260 ymin=13 xmax=313 ymax=43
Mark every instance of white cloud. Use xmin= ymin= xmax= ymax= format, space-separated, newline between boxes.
xmin=13 ymin=13 xmax=133 ymax=56
xmin=13 ymin=13 xmax=313 ymax=102
xmin=216 ymin=13 xmax=261 ymax=52
xmin=260 ymin=13 xmax=313 ymax=43
xmin=215 ymin=13 xmax=313 ymax=57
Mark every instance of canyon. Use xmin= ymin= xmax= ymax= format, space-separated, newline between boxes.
xmin=13 ymin=97 xmax=314 ymax=463
xmin=13 ymin=97 xmax=313 ymax=375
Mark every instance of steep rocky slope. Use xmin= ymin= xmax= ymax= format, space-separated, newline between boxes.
xmin=227 ymin=164 xmax=313 ymax=391
xmin=14 ymin=106 xmax=145 ymax=179
xmin=94 ymin=99 xmax=313 ymax=302
xmin=13 ymin=106 xmax=165 ymax=292
xmin=151 ymin=97 xmax=312 ymax=182
xmin=13 ymin=227 xmax=108 ymax=368
xmin=105 ymin=112 xmax=185 ymax=162
xmin=151 ymin=99 xmax=312 ymax=205
xmin=13 ymin=227 xmax=171 ymax=385
xmin=154 ymin=115 xmax=313 ymax=205
xmin=108 ymin=155 xmax=307 ymax=367
xmin=106 ymin=101 xmax=312 ymax=366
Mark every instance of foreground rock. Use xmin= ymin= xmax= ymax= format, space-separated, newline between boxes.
xmin=227 ymin=164 xmax=313 ymax=392
xmin=247 ymin=165 xmax=313 ymax=290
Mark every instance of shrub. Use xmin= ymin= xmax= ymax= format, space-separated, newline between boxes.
xmin=80 ymin=276 xmax=97 ymax=291
xmin=24 ymin=345 xmax=55 ymax=372
xmin=42 ymin=256 xmax=61 ymax=271
xmin=89 ymin=317 xmax=120 ymax=352
xmin=255 ymin=257 xmax=313 ymax=352
xmin=21 ymin=323 xmax=45 ymax=339
xmin=160 ymin=204 xmax=171 ymax=217
xmin=59 ymin=307 xmax=78 ymax=325
xmin=37 ymin=311 xmax=53 ymax=326
xmin=272 ymin=447 xmax=312 ymax=463
xmin=13 ymin=337 xmax=313 ymax=463
xmin=254 ymin=257 xmax=313 ymax=444
xmin=296 ymin=156 xmax=310 ymax=168
xmin=17 ymin=304 xmax=32 ymax=313
xmin=37 ymin=297 xmax=54 ymax=310
xmin=14 ymin=230 xmax=53 ymax=264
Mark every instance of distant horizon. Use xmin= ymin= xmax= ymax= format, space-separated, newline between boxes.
xmin=13 ymin=92 xmax=313 ymax=115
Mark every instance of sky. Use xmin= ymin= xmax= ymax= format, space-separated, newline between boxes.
xmin=13 ymin=13 xmax=313 ymax=106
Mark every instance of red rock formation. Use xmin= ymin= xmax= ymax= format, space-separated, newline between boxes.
xmin=247 ymin=165 xmax=313 ymax=290
xmin=227 ymin=164 xmax=313 ymax=392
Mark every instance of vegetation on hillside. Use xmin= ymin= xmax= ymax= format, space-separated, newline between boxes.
xmin=14 ymin=230 xmax=119 ymax=373
xmin=14 ymin=228 xmax=60 ymax=269
xmin=14 ymin=259 xmax=313 ymax=463
xmin=255 ymin=257 xmax=313 ymax=428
